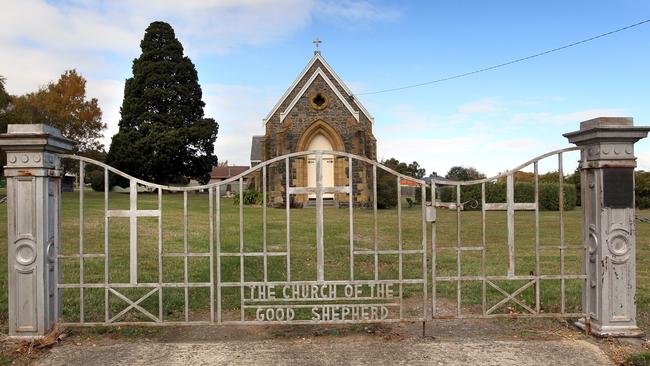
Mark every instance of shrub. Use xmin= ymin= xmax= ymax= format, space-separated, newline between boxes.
xmin=376 ymin=169 xmax=397 ymax=209
xmin=635 ymin=170 xmax=650 ymax=209
xmin=626 ymin=352 xmax=650 ymax=366
xmin=88 ymin=170 xmax=105 ymax=192
xmin=414 ymin=185 xmax=431 ymax=204
xmin=437 ymin=181 xmax=576 ymax=211
xmin=636 ymin=195 xmax=650 ymax=210
xmin=234 ymin=189 xmax=263 ymax=205
xmin=538 ymin=183 xmax=576 ymax=211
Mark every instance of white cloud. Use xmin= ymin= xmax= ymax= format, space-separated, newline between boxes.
xmin=84 ymin=79 xmax=125 ymax=146
xmin=377 ymin=135 xmax=579 ymax=178
xmin=203 ymin=83 xmax=279 ymax=165
xmin=550 ymin=109 xmax=628 ymax=124
xmin=1 ymin=0 xmax=401 ymax=155
xmin=637 ymin=152 xmax=650 ymax=172
xmin=318 ymin=0 xmax=402 ymax=22
xmin=0 ymin=1 xmax=140 ymax=55
xmin=487 ymin=138 xmax=543 ymax=151
xmin=511 ymin=108 xmax=627 ymax=125
xmin=0 ymin=0 xmax=316 ymax=55
xmin=510 ymin=95 xmax=564 ymax=106
xmin=377 ymin=103 xmax=471 ymax=137
xmin=458 ymin=98 xmax=500 ymax=114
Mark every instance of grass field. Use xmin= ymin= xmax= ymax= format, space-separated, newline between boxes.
xmin=0 ymin=189 xmax=649 ymax=328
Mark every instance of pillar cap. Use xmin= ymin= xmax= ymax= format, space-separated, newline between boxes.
xmin=0 ymin=124 xmax=76 ymax=153
xmin=564 ymin=117 xmax=650 ymax=146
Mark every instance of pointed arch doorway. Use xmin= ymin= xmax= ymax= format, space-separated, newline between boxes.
xmin=307 ymin=133 xmax=334 ymax=199
xmin=296 ymin=120 xmax=346 ymax=201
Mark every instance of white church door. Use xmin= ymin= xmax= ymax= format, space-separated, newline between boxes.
xmin=307 ymin=133 xmax=335 ymax=199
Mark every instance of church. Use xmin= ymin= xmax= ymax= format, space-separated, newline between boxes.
xmin=250 ymin=47 xmax=377 ymax=207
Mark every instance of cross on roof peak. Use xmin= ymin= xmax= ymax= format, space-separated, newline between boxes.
xmin=313 ymin=37 xmax=322 ymax=54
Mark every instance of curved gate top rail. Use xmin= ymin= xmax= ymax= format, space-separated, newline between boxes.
xmin=62 ymin=149 xmax=428 ymax=192
xmin=64 ymin=146 xmax=580 ymax=191
xmin=431 ymin=146 xmax=580 ymax=186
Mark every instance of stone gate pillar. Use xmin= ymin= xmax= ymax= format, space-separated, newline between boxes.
xmin=0 ymin=124 xmax=74 ymax=338
xmin=565 ymin=117 xmax=650 ymax=337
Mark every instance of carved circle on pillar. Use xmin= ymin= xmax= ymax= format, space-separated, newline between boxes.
xmin=47 ymin=241 xmax=55 ymax=263
xmin=15 ymin=237 xmax=37 ymax=266
xmin=33 ymin=154 xmax=41 ymax=163
xmin=588 ymin=225 xmax=598 ymax=288
xmin=21 ymin=154 xmax=29 ymax=163
xmin=607 ymin=228 xmax=631 ymax=259
xmin=9 ymin=154 xmax=16 ymax=163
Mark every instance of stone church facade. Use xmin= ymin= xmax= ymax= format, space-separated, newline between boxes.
xmin=250 ymin=51 xmax=376 ymax=206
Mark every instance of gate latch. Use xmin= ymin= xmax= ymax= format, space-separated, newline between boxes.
xmin=425 ymin=205 xmax=436 ymax=223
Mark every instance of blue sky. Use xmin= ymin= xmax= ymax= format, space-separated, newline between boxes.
xmin=2 ymin=0 xmax=649 ymax=176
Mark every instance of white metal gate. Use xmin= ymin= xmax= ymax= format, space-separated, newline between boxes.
xmin=56 ymin=148 xmax=585 ymax=327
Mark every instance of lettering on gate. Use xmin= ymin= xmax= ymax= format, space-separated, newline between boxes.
xmin=244 ymin=283 xmax=396 ymax=322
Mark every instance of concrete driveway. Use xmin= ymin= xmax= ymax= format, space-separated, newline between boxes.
xmin=32 ymin=320 xmax=619 ymax=366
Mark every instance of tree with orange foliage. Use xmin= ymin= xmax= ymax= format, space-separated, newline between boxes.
xmin=7 ymin=70 xmax=106 ymax=153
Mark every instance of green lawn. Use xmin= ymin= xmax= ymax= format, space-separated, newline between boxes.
xmin=0 ymin=190 xmax=649 ymax=327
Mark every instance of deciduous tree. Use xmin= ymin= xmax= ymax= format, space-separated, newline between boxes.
xmin=376 ymin=158 xmax=427 ymax=208
xmin=445 ymin=166 xmax=485 ymax=181
xmin=0 ymin=76 xmax=10 ymax=113
xmin=7 ymin=70 xmax=105 ymax=152
xmin=0 ymin=76 xmax=11 ymax=135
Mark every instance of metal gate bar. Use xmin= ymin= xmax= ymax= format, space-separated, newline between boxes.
xmin=559 ymin=153 xmax=566 ymax=314
xmin=430 ymin=147 xmax=584 ymax=319
xmin=349 ymin=156 xmax=354 ymax=280
xmin=373 ymin=164 xmax=378 ymax=281
xmin=534 ymin=162 xmax=540 ymax=314
xmin=158 ymin=188 xmax=163 ymax=321
xmin=285 ymin=157 xmax=291 ymax=282
xmin=216 ymin=189 xmax=221 ymax=323
xmin=397 ymin=176 xmax=403 ymax=320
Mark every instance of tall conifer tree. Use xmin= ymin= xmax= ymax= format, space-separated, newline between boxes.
xmin=107 ymin=21 xmax=218 ymax=185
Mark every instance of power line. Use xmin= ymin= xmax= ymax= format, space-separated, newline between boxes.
xmin=356 ymin=19 xmax=650 ymax=96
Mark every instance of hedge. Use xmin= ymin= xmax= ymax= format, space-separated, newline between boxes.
xmin=437 ymin=182 xmax=576 ymax=211
xmin=234 ymin=189 xmax=263 ymax=205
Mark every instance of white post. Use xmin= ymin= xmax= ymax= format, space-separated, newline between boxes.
xmin=565 ymin=117 xmax=649 ymax=337
xmin=0 ymin=124 xmax=74 ymax=338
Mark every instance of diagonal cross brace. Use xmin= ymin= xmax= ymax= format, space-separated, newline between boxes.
xmin=108 ymin=287 xmax=159 ymax=323
xmin=486 ymin=280 xmax=536 ymax=315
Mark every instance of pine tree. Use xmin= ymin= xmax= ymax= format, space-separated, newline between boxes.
xmin=107 ymin=21 xmax=218 ymax=185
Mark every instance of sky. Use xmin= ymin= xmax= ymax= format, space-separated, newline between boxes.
xmin=1 ymin=0 xmax=649 ymax=177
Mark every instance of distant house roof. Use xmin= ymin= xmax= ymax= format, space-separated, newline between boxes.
xmin=210 ymin=165 xmax=249 ymax=179
xmin=250 ymin=135 xmax=263 ymax=163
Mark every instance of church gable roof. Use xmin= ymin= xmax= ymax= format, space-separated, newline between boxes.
xmin=263 ymin=52 xmax=373 ymax=125
xmin=281 ymin=68 xmax=358 ymax=123
xmin=250 ymin=135 xmax=263 ymax=163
